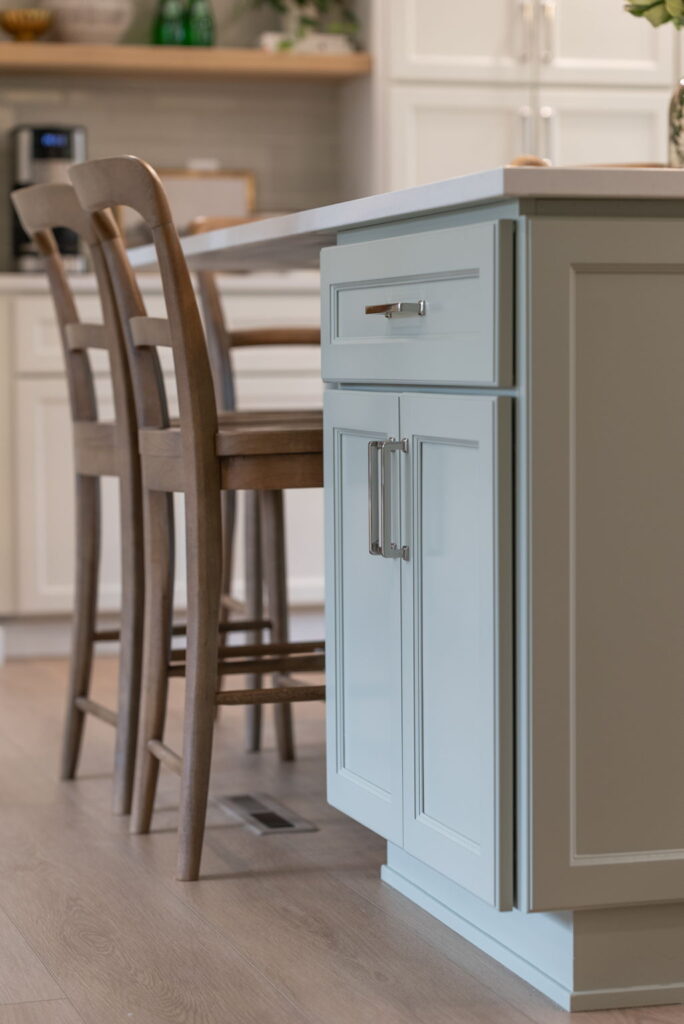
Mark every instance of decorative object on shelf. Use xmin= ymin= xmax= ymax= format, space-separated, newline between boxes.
xmin=152 ymin=0 xmax=186 ymax=44
xmin=42 ymin=0 xmax=133 ymax=42
xmin=625 ymin=0 xmax=684 ymax=165
xmin=0 ymin=8 xmax=52 ymax=41
xmin=185 ymin=0 xmax=214 ymax=44
xmin=670 ymin=80 xmax=684 ymax=165
xmin=244 ymin=0 xmax=358 ymax=53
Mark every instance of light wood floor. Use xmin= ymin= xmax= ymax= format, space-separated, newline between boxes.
xmin=1 ymin=658 xmax=683 ymax=1024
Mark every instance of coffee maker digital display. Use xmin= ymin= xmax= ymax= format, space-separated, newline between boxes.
xmin=12 ymin=125 xmax=87 ymax=271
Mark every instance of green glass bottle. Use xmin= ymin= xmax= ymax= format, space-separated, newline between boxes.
xmin=152 ymin=0 xmax=187 ymax=45
xmin=185 ymin=0 xmax=215 ymax=45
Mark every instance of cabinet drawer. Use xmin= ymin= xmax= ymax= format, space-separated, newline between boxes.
xmin=321 ymin=221 xmax=513 ymax=386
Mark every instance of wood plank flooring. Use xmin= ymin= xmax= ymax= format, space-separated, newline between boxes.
xmin=0 ymin=657 xmax=682 ymax=1024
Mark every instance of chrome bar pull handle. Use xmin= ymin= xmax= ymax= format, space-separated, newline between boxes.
xmin=540 ymin=0 xmax=556 ymax=63
xmin=380 ymin=438 xmax=409 ymax=561
xmin=539 ymin=105 xmax=554 ymax=163
xmin=518 ymin=0 xmax=534 ymax=63
xmin=368 ymin=440 xmax=382 ymax=556
xmin=518 ymin=104 xmax=533 ymax=153
xmin=365 ymin=301 xmax=426 ymax=319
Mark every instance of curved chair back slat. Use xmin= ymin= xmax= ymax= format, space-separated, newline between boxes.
xmin=11 ymin=183 xmax=121 ymax=431
xmin=70 ymin=156 xmax=218 ymax=452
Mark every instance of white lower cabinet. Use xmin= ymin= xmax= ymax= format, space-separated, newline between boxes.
xmin=325 ymin=387 xmax=513 ymax=908
xmin=389 ymin=85 xmax=535 ymax=190
xmin=537 ymin=86 xmax=669 ymax=166
xmin=388 ymin=83 xmax=670 ymax=191
xmin=5 ymin=273 xmax=323 ymax=619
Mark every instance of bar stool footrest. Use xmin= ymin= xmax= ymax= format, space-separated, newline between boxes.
xmin=216 ymin=684 xmax=325 ymax=706
xmin=147 ymin=739 xmax=182 ymax=774
xmin=74 ymin=695 xmax=118 ymax=727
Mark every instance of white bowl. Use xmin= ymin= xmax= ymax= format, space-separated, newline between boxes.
xmin=43 ymin=0 xmax=133 ymax=44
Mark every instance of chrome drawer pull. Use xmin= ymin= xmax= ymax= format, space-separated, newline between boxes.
xmin=365 ymin=301 xmax=426 ymax=319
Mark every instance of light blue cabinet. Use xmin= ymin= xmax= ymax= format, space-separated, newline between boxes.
xmin=325 ymin=387 xmax=513 ymax=908
xmin=324 ymin=389 xmax=404 ymax=844
xmin=400 ymin=393 xmax=513 ymax=909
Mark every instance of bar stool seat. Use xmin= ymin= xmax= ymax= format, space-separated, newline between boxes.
xmin=141 ymin=416 xmax=322 ymax=461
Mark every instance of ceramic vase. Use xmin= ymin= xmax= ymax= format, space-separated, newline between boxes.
xmin=43 ymin=0 xmax=133 ymax=43
xmin=669 ymin=79 xmax=684 ymax=167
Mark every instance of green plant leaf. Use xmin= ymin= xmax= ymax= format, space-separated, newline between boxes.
xmin=625 ymin=0 xmax=671 ymax=22
xmin=666 ymin=0 xmax=684 ymax=16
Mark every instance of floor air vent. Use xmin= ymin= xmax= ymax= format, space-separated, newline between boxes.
xmin=218 ymin=793 xmax=318 ymax=835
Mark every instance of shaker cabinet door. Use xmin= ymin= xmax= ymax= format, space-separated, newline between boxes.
xmin=389 ymin=0 xmax=534 ymax=83
xmin=536 ymin=87 xmax=669 ymax=167
xmin=389 ymin=85 xmax=537 ymax=191
xmin=324 ymin=389 xmax=404 ymax=844
xmin=537 ymin=0 xmax=674 ymax=86
xmin=400 ymin=393 xmax=513 ymax=909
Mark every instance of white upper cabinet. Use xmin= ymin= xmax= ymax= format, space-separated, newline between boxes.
xmin=538 ymin=0 xmax=675 ymax=87
xmin=389 ymin=85 xmax=536 ymax=190
xmin=389 ymin=0 xmax=534 ymax=83
xmin=536 ymin=87 xmax=669 ymax=166
xmin=388 ymin=0 xmax=675 ymax=87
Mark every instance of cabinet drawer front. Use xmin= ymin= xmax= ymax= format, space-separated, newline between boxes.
xmin=321 ymin=221 xmax=513 ymax=386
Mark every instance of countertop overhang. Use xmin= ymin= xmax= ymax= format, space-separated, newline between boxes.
xmin=128 ymin=166 xmax=684 ymax=272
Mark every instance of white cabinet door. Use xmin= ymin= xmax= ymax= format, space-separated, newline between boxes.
xmin=14 ymin=377 xmax=189 ymax=615
xmin=389 ymin=0 xmax=535 ymax=83
xmin=324 ymin=388 xmax=404 ymax=844
xmin=389 ymin=85 xmax=535 ymax=191
xmin=538 ymin=0 xmax=675 ymax=86
xmin=15 ymin=377 xmax=123 ymax=614
xmin=537 ymin=87 xmax=669 ymax=167
xmin=400 ymin=393 xmax=513 ymax=909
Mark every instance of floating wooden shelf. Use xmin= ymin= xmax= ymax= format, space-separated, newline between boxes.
xmin=0 ymin=42 xmax=371 ymax=80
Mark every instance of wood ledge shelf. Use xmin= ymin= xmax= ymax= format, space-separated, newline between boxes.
xmin=0 ymin=41 xmax=371 ymax=80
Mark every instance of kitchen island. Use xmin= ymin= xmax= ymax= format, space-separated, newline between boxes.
xmin=132 ymin=167 xmax=684 ymax=1012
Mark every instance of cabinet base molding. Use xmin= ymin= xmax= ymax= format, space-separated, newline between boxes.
xmin=382 ymin=845 xmax=684 ymax=1012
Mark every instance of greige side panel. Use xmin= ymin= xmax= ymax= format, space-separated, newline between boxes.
xmin=526 ymin=216 xmax=684 ymax=911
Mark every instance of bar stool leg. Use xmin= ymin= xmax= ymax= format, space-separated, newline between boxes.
xmin=112 ymin=465 xmax=144 ymax=815
xmin=260 ymin=489 xmax=294 ymax=762
xmin=215 ymin=490 xmax=236 ymax=723
xmin=130 ymin=489 xmax=174 ymax=835
xmin=244 ymin=490 xmax=263 ymax=752
xmin=61 ymin=474 xmax=100 ymax=781
xmin=176 ymin=486 xmax=222 ymax=882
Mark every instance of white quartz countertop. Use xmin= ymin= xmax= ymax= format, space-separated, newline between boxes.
xmin=128 ymin=165 xmax=684 ymax=272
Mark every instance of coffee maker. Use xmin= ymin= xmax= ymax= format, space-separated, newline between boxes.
xmin=11 ymin=125 xmax=87 ymax=271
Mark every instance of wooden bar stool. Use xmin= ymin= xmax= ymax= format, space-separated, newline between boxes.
xmin=70 ymin=155 xmax=325 ymax=881
xmin=191 ymin=228 xmax=320 ymax=753
xmin=11 ymin=184 xmax=144 ymax=816
xmin=11 ymin=184 xmax=317 ymax=817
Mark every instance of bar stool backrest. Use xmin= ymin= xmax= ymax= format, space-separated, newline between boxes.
xmin=69 ymin=156 xmax=218 ymax=460
xmin=10 ymin=183 xmax=135 ymax=442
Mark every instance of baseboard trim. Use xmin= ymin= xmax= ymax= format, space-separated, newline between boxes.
xmin=570 ymin=984 xmax=684 ymax=1013
xmin=382 ymin=848 xmax=684 ymax=1013
xmin=381 ymin=864 xmax=573 ymax=1011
